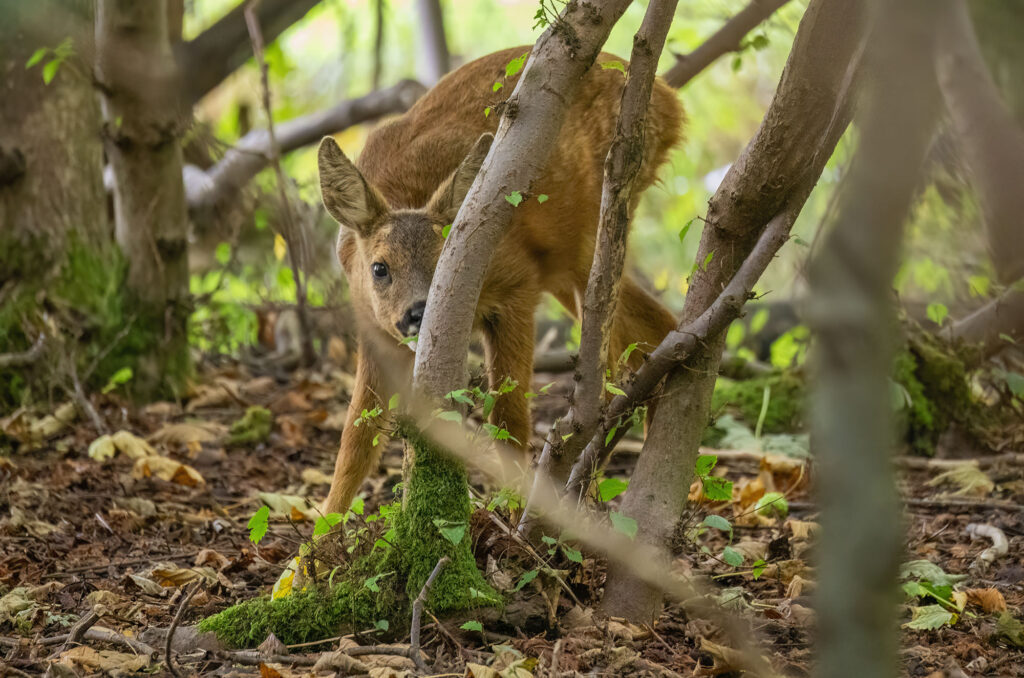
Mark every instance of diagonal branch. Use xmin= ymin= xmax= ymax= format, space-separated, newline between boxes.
xmin=176 ymin=0 xmax=322 ymax=106
xmin=522 ymin=0 xmax=680 ymax=531
xmin=661 ymin=0 xmax=790 ymax=89
xmin=185 ymin=80 xmax=425 ymax=211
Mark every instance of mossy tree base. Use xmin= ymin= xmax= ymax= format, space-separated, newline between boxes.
xmin=198 ymin=418 xmax=496 ymax=648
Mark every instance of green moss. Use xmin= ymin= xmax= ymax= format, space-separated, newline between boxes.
xmin=198 ymin=418 xmax=497 ymax=648
xmin=710 ymin=372 xmax=806 ymax=434
xmin=228 ymin=406 xmax=273 ymax=445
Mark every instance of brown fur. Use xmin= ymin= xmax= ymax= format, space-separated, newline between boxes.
xmin=318 ymin=47 xmax=684 ymax=513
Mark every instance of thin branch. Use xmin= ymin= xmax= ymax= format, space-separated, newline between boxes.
xmin=165 ymin=582 xmax=202 ymax=678
xmin=48 ymin=609 xmax=101 ymax=658
xmin=0 ymin=333 xmax=45 ymax=369
xmin=176 ymin=0 xmax=322 ymax=106
xmin=244 ymin=0 xmax=315 ymax=368
xmin=409 ymin=556 xmax=449 ymax=673
xmin=185 ymin=80 xmax=425 ymax=211
xmin=522 ymin=0 xmax=680 ymax=531
xmin=564 ymin=210 xmax=793 ymax=498
xmin=662 ymin=0 xmax=790 ymax=89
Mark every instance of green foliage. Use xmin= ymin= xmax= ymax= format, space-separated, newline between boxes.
xmin=248 ymin=506 xmax=270 ymax=545
xmin=609 ymin=511 xmax=637 ymax=538
xmin=228 ymin=406 xmax=273 ymax=446
xmin=597 ymin=477 xmax=628 ymax=502
xmin=711 ymin=373 xmax=806 ymax=434
xmin=694 ymin=454 xmax=733 ymax=501
xmin=504 ymin=191 xmax=524 ymax=207
xmin=25 ymin=37 xmax=73 ymax=85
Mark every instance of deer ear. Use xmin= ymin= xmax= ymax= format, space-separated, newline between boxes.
xmin=426 ymin=133 xmax=494 ymax=222
xmin=318 ymin=137 xmax=387 ymax=235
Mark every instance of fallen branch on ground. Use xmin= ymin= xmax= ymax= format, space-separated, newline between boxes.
xmin=409 ymin=556 xmax=449 ymax=673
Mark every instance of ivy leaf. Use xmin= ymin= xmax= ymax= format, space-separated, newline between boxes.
xmin=515 ymin=569 xmax=539 ymax=591
xmin=609 ymin=511 xmax=638 ymax=538
xmin=505 ymin=52 xmax=529 ymax=78
xmin=433 ymin=519 xmax=467 ymax=546
xmin=722 ymin=546 xmax=744 ymax=567
xmin=248 ymin=505 xmax=270 ymax=545
xmin=461 ymin=620 xmax=484 ymax=632
xmin=597 ymin=477 xmax=629 ymax=502
xmin=601 ymin=60 xmax=627 ymax=76
xmin=505 ymin=191 xmax=524 ymax=207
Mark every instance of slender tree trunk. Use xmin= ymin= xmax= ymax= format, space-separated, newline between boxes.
xmin=602 ymin=0 xmax=865 ymax=622
xmin=414 ymin=0 xmax=450 ymax=86
xmin=809 ymin=3 xmax=940 ymax=677
xmin=95 ymin=0 xmax=191 ymax=397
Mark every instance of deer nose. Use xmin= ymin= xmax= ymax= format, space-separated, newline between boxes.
xmin=397 ymin=301 xmax=427 ymax=337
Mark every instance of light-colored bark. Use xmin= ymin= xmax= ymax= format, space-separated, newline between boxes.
xmin=523 ymin=0 xmax=680 ymax=530
xmin=809 ymin=3 xmax=941 ymax=677
xmin=602 ymin=0 xmax=866 ymax=622
xmin=412 ymin=0 xmax=636 ymax=401
xmin=662 ymin=0 xmax=790 ymax=88
xmin=96 ymin=0 xmax=190 ymax=394
xmin=414 ymin=0 xmax=450 ymax=86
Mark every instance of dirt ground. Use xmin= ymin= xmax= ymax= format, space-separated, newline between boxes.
xmin=1 ymin=357 xmax=1022 ymax=677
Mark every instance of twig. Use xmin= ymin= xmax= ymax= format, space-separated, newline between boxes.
xmin=0 ymin=333 xmax=45 ymax=369
xmin=165 ymin=582 xmax=202 ymax=678
xmin=70 ymin=362 xmax=107 ymax=434
xmin=410 ymin=556 xmax=449 ymax=673
xmin=244 ymin=0 xmax=316 ymax=368
xmin=48 ymin=609 xmax=101 ymax=658
xmin=0 ymin=628 xmax=158 ymax=654
xmin=662 ymin=0 xmax=791 ymax=88
xmin=216 ymin=643 xmax=420 ymax=666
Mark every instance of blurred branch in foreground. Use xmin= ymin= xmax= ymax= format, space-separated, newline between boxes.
xmin=662 ymin=0 xmax=791 ymax=88
xmin=176 ymin=0 xmax=322 ymax=107
xmin=808 ymin=1 xmax=941 ymax=676
xmin=185 ymin=80 xmax=426 ymax=212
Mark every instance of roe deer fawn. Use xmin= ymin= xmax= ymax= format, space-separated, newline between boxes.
xmin=317 ymin=46 xmax=684 ymax=514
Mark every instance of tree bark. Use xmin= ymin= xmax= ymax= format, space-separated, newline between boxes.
xmin=523 ymin=0 xmax=679 ymax=530
xmin=175 ymin=0 xmax=322 ymax=106
xmin=96 ymin=0 xmax=191 ymax=396
xmin=412 ymin=0 xmax=637 ymax=402
xmin=935 ymin=0 xmax=1024 ymax=284
xmin=661 ymin=0 xmax=790 ymax=88
xmin=808 ymin=3 xmax=941 ymax=677
xmin=414 ymin=0 xmax=450 ymax=86
xmin=602 ymin=0 xmax=866 ymax=623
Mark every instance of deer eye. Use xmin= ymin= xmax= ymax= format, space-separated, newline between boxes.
xmin=371 ymin=262 xmax=389 ymax=280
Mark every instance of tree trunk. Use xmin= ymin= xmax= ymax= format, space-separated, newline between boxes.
xmin=414 ymin=0 xmax=450 ymax=86
xmin=602 ymin=0 xmax=865 ymax=622
xmin=95 ymin=0 xmax=191 ymax=397
xmin=809 ymin=3 xmax=940 ymax=676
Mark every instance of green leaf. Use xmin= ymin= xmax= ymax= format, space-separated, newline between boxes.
xmin=904 ymin=604 xmax=956 ymax=630
xmin=618 ymin=342 xmax=638 ymax=365
xmin=597 ymin=477 xmax=629 ymax=502
xmin=313 ymin=512 xmax=345 ymax=537
xmin=702 ymin=250 xmax=714 ymax=271
xmin=537 ymin=194 xmax=549 ymax=204
xmin=604 ymin=424 xmax=618 ymax=446
xmin=248 ymin=505 xmax=270 ymax=545
xmin=731 ymin=55 xmax=743 ymax=72
xmin=695 ymin=454 xmax=718 ymax=477
xmin=967 ymin=274 xmax=990 ymax=298
xmin=445 ymin=389 xmax=475 ymax=406
xmin=437 ymin=410 xmax=463 ymax=423
xmin=101 ymin=367 xmax=134 ymax=394
xmin=752 ymin=559 xmax=767 ymax=579
xmin=484 ymin=107 xmax=491 ymax=118
xmin=433 ymin=519 xmax=467 ymax=546
xmin=755 ymin=491 xmax=789 ymax=518
xmin=42 ymin=58 xmax=60 ymax=84
xmin=364 ymin=571 xmax=392 ymax=593
xmin=899 ymin=560 xmax=968 ymax=587
xmin=215 ymin=242 xmax=231 ymax=266
xmin=505 ymin=191 xmax=524 ymax=207
xmin=601 ymin=60 xmax=627 ymax=76
xmin=749 ymin=308 xmax=770 ymax=335
xmin=461 ymin=620 xmax=484 ymax=632
xmin=399 ymin=335 xmax=418 ymax=346
xmin=505 ymin=52 xmax=529 ymax=78
xmin=561 ymin=544 xmax=583 ymax=563
xmin=701 ymin=514 xmax=733 ymax=540
xmin=26 ymin=47 xmax=48 ymax=69
xmin=609 ymin=511 xmax=638 ymax=538
xmin=388 ymin=393 xmax=400 ymax=411
xmin=492 ymin=81 xmax=504 ymax=92
xmin=498 ymin=376 xmax=518 ymax=394
xmin=375 ymin=619 xmax=389 ymax=632
xmin=515 ymin=569 xmax=539 ymax=591
xmin=997 ymin=611 xmax=1024 ymax=647
xmin=441 ymin=223 xmax=452 ymax=239
xmin=926 ymin=302 xmax=949 ymax=327
xmin=702 ymin=476 xmax=733 ymax=502
xmin=604 ymin=382 xmax=626 ymax=397
xmin=678 ymin=217 xmax=696 ymax=243
xmin=722 ymin=546 xmax=744 ymax=567
xmin=482 ymin=393 xmax=496 ymax=419
xmin=750 ymin=34 xmax=770 ymax=50
xmin=350 ymin=496 xmax=365 ymax=515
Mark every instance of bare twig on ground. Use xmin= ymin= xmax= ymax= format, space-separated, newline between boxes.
xmin=48 ymin=609 xmax=101 ymax=658
xmin=662 ymin=0 xmax=790 ymax=88
xmin=165 ymin=582 xmax=202 ymax=678
xmin=0 ymin=627 xmax=158 ymax=654
xmin=410 ymin=556 xmax=449 ymax=673
xmin=0 ymin=334 xmax=44 ymax=369
xmin=69 ymin=362 xmax=106 ymax=435
xmin=244 ymin=0 xmax=315 ymax=368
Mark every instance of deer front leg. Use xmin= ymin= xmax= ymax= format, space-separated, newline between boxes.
xmin=481 ymin=296 xmax=537 ymax=475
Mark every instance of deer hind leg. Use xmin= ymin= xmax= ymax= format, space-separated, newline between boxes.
xmin=481 ymin=290 xmax=539 ymax=479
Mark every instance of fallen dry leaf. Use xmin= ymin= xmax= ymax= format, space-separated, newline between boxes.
xmin=133 ymin=456 xmax=205 ymax=486
xmin=59 ymin=645 xmax=150 ymax=674
xmin=149 ymin=421 xmax=226 ymax=447
xmin=928 ymin=464 xmax=994 ymax=498
xmin=965 ymin=587 xmax=1007 ymax=613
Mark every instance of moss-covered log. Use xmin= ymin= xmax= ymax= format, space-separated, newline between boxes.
xmin=198 ymin=418 xmax=496 ymax=648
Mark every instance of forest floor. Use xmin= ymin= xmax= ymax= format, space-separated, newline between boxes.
xmin=1 ymin=352 xmax=1023 ymax=677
